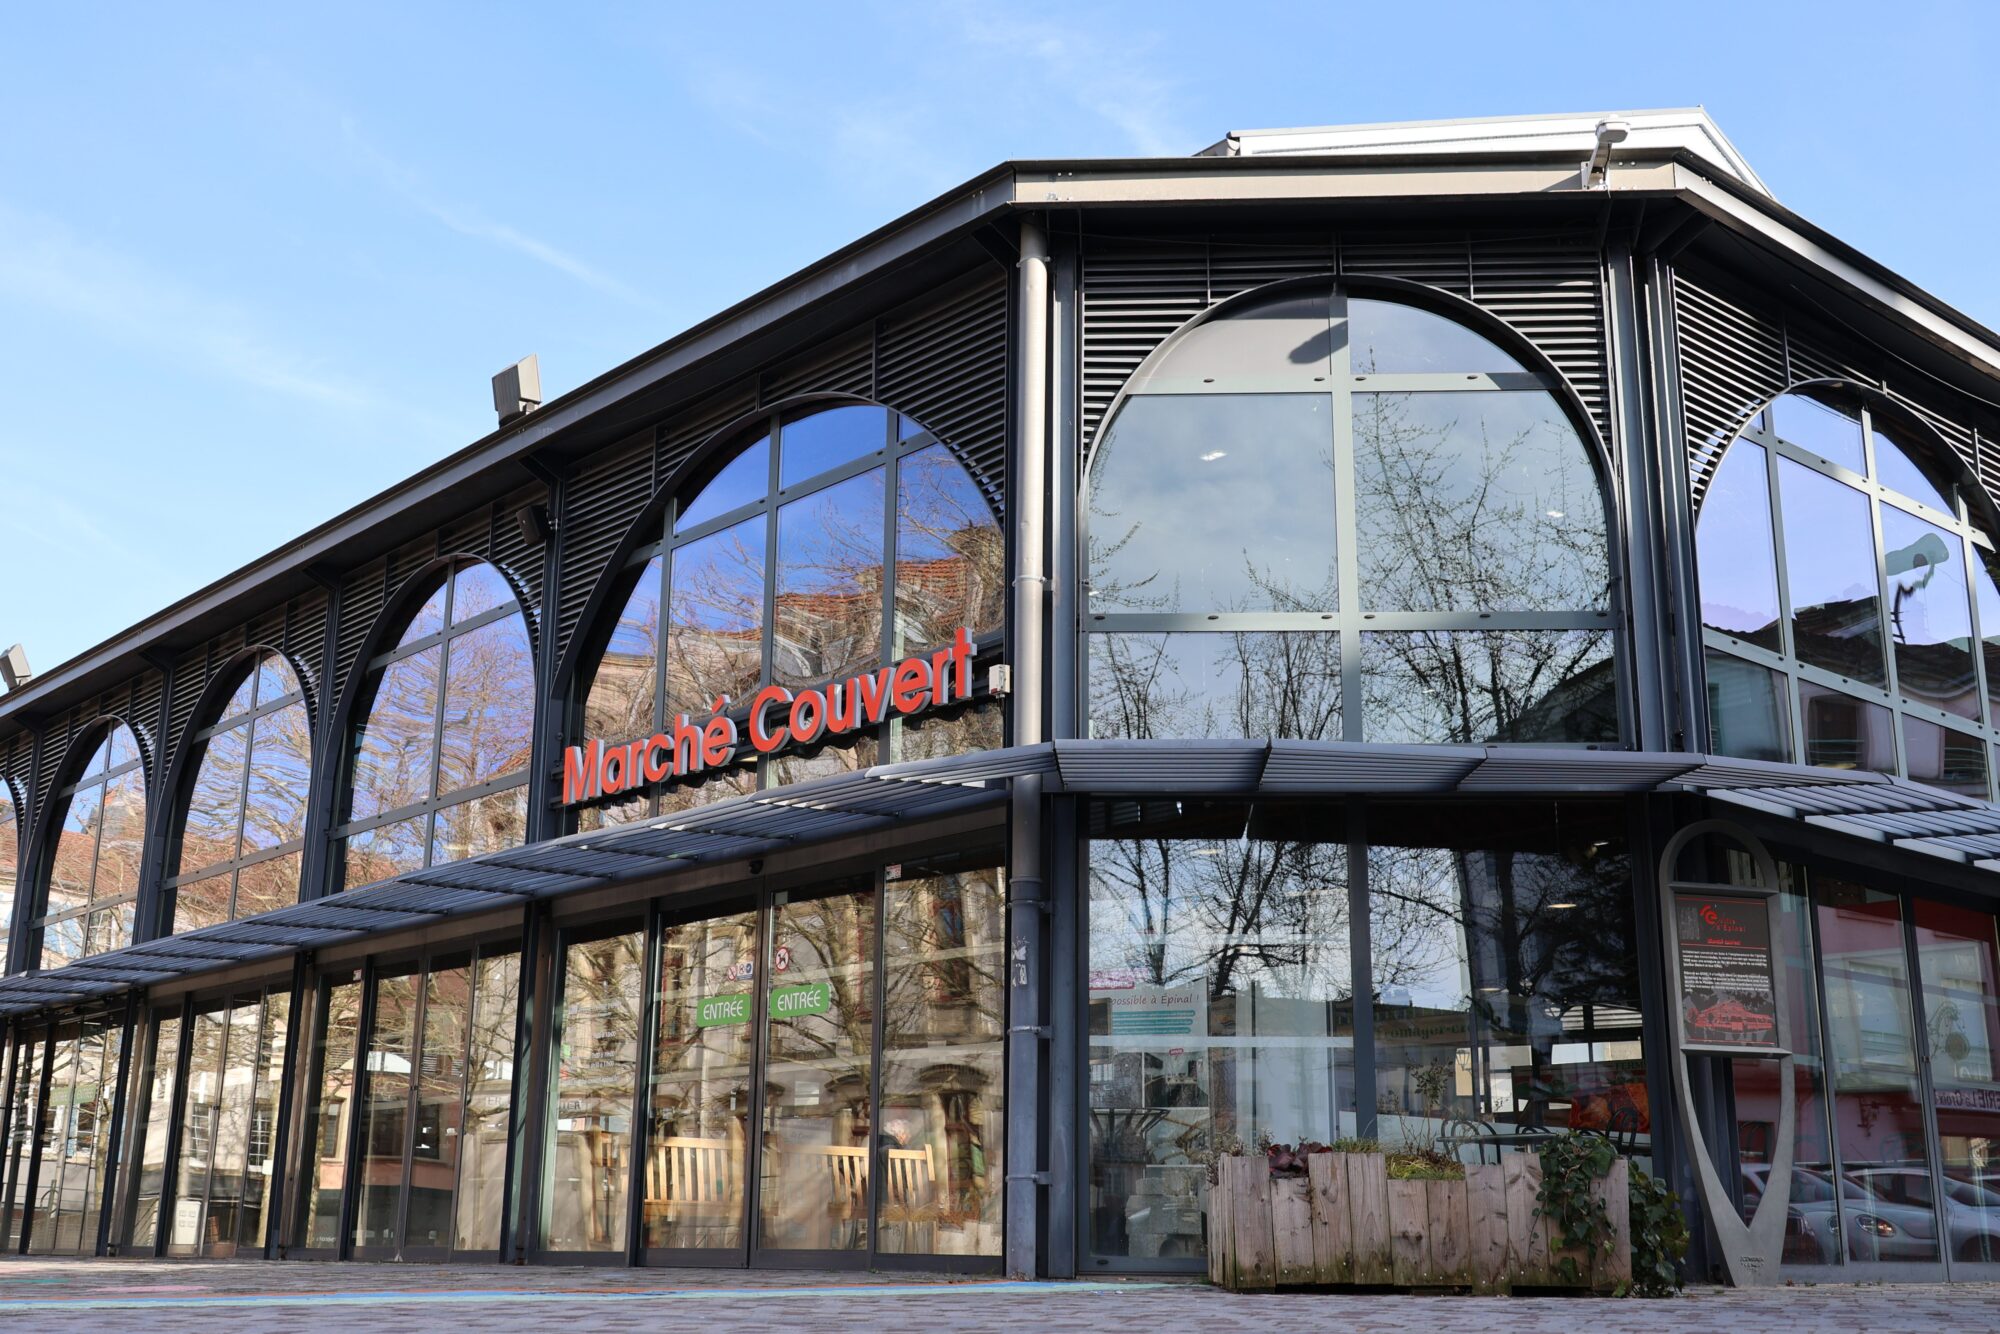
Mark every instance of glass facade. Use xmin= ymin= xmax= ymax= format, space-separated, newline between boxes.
xmin=34 ymin=725 xmax=146 ymax=968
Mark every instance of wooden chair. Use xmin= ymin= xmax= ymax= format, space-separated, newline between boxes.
xmin=642 ymin=1136 xmax=738 ymax=1237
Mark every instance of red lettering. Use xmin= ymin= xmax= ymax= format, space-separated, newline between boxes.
xmin=890 ymin=657 xmax=933 ymax=713
xmin=950 ymin=626 xmax=974 ymax=700
xmin=931 ymin=648 xmax=953 ymax=705
xmin=749 ymin=686 xmax=793 ymax=752
xmin=789 ymin=689 xmax=825 ymax=744
xmin=701 ymin=714 xmax=737 ymax=767
xmin=673 ymin=713 xmax=705 ymax=772
xmin=856 ymin=667 xmax=893 ymax=724
xmin=601 ymin=742 xmax=628 ymax=795
xmin=562 ymin=741 xmax=603 ymax=804
xmin=642 ymin=733 xmax=673 ymax=783
xmin=825 ymin=679 xmax=860 ymax=733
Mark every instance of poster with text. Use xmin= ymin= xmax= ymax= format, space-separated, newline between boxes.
xmin=1673 ymin=890 xmax=1780 ymax=1050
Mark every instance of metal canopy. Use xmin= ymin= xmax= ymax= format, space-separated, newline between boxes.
xmin=8 ymin=739 xmax=2000 ymax=1019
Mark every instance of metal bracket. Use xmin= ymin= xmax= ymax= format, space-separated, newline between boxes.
xmin=1009 ymin=1024 xmax=1052 ymax=1039
xmin=1006 ymin=1171 xmax=1053 ymax=1186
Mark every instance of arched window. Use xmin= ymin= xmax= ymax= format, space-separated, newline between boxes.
xmin=1085 ymin=285 xmax=1615 ymax=745
xmin=36 ymin=723 xmax=146 ymax=968
xmin=1699 ymin=388 xmax=1998 ymax=797
xmin=0 ymin=783 xmax=17 ymax=971
xmin=576 ymin=401 xmax=1003 ymax=827
xmin=339 ymin=560 xmax=535 ymax=888
xmin=167 ymin=651 xmax=313 ymax=931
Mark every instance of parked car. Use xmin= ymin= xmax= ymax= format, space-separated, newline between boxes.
xmin=1741 ymin=1164 xmax=1936 ymax=1263
xmin=1847 ymin=1166 xmax=2000 ymax=1263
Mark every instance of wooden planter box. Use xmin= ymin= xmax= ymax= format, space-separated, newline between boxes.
xmin=1208 ymin=1151 xmax=1631 ymax=1294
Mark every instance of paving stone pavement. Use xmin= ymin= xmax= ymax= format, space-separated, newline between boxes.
xmin=1 ymin=1257 xmax=1998 ymax=1332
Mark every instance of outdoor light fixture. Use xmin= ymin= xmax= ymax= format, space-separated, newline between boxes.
xmin=492 ymin=354 xmax=542 ymax=426
xmin=1584 ymin=119 xmax=1630 ymax=189
xmin=0 ymin=643 xmax=29 ymax=692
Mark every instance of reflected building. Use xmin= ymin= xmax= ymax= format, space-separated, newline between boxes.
xmin=4 ymin=109 xmax=2000 ymax=1289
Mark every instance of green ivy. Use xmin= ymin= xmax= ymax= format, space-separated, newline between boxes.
xmin=1536 ymin=1132 xmax=1689 ymax=1298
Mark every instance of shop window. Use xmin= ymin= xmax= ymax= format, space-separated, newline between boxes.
xmin=1086 ymin=285 xmax=1615 ymax=746
xmin=338 ymin=560 xmax=534 ymax=888
xmin=33 ymin=722 xmax=146 ymax=969
xmin=574 ymin=401 xmax=1003 ymax=828
xmin=166 ymin=651 xmax=312 ymax=930
xmin=1699 ymin=388 xmax=1995 ymax=796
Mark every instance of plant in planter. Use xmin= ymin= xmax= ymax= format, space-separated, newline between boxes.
xmin=1535 ymin=1130 xmax=1688 ymax=1298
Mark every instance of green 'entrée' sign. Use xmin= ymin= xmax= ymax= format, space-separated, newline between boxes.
xmin=696 ymin=993 xmax=752 ymax=1027
xmin=769 ymin=981 xmax=831 ymax=1018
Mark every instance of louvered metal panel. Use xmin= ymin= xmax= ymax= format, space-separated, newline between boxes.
xmin=555 ymin=429 xmax=655 ymax=666
xmin=877 ymin=273 xmax=1010 ymax=517
xmin=763 ymin=327 xmax=873 ymax=405
xmin=385 ymin=533 xmax=439 ymax=605
xmin=285 ymin=588 xmax=330 ymax=703
xmin=657 ymin=386 xmax=762 ymax=481
xmin=333 ymin=560 xmax=387 ymax=703
xmin=1468 ymin=239 xmax=1610 ymax=441
xmin=1079 ymin=243 xmax=1211 ymax=448
xmin=489 ymin=481 xmax=549 ymax=621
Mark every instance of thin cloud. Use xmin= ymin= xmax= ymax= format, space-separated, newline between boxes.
xmin=947 ymin=6 xmax=1191 ymax=157
xmin=0 ymin=201 xmax=373 ymax=407
xmin=339 ymin=118 xmax=661 ymax=311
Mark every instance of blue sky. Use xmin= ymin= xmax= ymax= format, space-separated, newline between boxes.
xmin=2 ymin=0 xmax=1995 ymax=674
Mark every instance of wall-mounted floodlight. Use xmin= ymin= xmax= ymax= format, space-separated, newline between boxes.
xmin=514 ymin=502 xmax=554 ymax=547
xmin=1585 ymin=119 xmax=1630 ymax=189
xmin=0 ymin=644 xmax=30 ymax=692
xmin=493 ymin=355 xmax=542 ymax=427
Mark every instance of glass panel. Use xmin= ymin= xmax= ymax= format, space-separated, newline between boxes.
xmin=898 ymin=705 xmax=1005 ymax=764
xmin=1368 ymin=804 xmax=1646 ymax=1168
xmin=354 ymin=971 xmax=417 ymax=1251
xmin=1705 ymin=651 xmax=1793 ymax=763
xmin=235 ymin=852 xmax=301 ymax=919
xmin=1912 ymin=898 xmax=2000 ymax=1264
xmin=644 ymin=908 xmax=758 ymax=1251
xmin=0 ymin=791 xmax=16 ymax=968
xmin=454 ymin=951 xmax=519 ymax=1252
xmin=105 ymin=726 xmax=140 ymax=772
xmin=1815 ymin=879 xmax=1938 ymax=1262
xmin=452 ymin=562 xmax=517 ymax=624
xmin=1088 ymin=395 xmax=1337 ymax=615
xmin=1348 ymin=298 xmax=1524 ymax=375
xmin=677 ymin=435 xmax=769 ymax=534
xmin=1773 ymin=393 xmax=1865 ymax=474
xmin=431 ymin=787 xmax=528 ymax=866
xmin=1142 ymin=290 xmax=1333 ymax=390
xmin=1726 ymin=863 xmax=1840 ymax=1266
xmin=667 ymin=515 xmax=766 ymax=714
xmin=1354 ymin=391 xmax=1606 ymax=613
xmin=1977 ymin=550 xmax=2000 ymax=725
xmin=255 ymin=652 xmax=301 ymax=707
xmin=1778 ymin=459 xmax=1887 ymax=686
xmin=40 ymin=916 xmax=85 ymax=971
xmin=166 ymin=1010 xmax=224 ymax=1257
xmin=759 ymin=883 xmax=876 ymax=1252
xmin=174 ymin=875 xmax=232 ymax=932
xmin=1087 ymin=803 xmax=1353 ymax=1263
xmin=47 ymin=785 xmax=100 ymax=920
xmin=201 ymin=1001 xmax=260 ymax=1257
xmin=343 ymin=815 xmax=426 ymax=890
xmin=436 ymin=617 xmax=535 ymax=798
xmin=1904 ymin=717 xmax=1989 ymax=798
xmin=1882 ymin=506 xmax=1977 ymax=718
xmin=4 ymin=1035 xmax=43 ymax=1249
xmin=775 ymin=470 xmax=887 ymax=689
xmin=1089 ymin=632 xmax=1341 ymax=741
xmin=781 ymin=404 xmax=889 ymax=488
xmin=243 ymin=703 xmax=313 ymax=852
xmin=238 ymin=992 xmax=289 ymax=1252
xmin=350 ymin=649 xmax=441 ymax=822
xmin=1874 ymin=427 xmax=1955 ymax=513
xmin=766 ymin=734 xmax=878 ymax=788
xmin=1800 ymin=682 xmax=1896 ymax=775
xmin=219 ymin=670 xmax=258 ymax=725
xmin=409 ymin=964 xmax=470 ymax=1250
xmin=543 ymin=931 xmax=643 ymax=1253
xmin=95 ymin=772 xmax=145 ymax=904
xmin=28 ymin=1033 xmax=78 ymax=1253
xmin=181 ymin=725 xmax=247 ymax=876
xmin=297 ymin=976 xmax=361 ymax=1249
xmin=396 ymin=582 xmax=448 ymax=648
xmin=1360 ymin=629 xmax=1618 ymax=744
xmin=123 ymin=1015 xmax=181 ymax=1251
xmin=585 ymin=558 xmax=663 ymax=740
xmin=878 ymin=861 xmax=1005 ymax=1256
xmin=1698 ymin=440 xmax=1784 ymax=653
xmin=86 ymin=904 xmax=133 ymax=959
xmin=894 ymin=444 xmax=1004 ymax=650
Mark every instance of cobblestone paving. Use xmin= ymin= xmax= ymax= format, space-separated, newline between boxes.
xmin=1 ymin=1257 xmax=1998 ymax=1332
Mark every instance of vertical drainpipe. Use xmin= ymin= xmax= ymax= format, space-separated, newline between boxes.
xmin=1006 ymin=214 xmax=1051 ymax=1281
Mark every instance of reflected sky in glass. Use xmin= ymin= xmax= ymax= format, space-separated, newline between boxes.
xmin=1771 ymin=393 xmax=1865 ymax=474
xmin=669 ymin=514 xmax=764 ymax=712
xmin=1088 ymin=394 xmax=1336 ymax=614
xmin=780 ymin=404 xmax=887 ymax=488
xmin=1881 ymin=504 xmax=1976 ymax=719
xmin=1778 ymin=458 xmax=1885 ymax=686
xmin=1349 ymin=298 xmax=1523 ymax=375
xmin=1697 ymin=440 xmax=1783 ymax=651
xmin=1354 ymin=391 xmax=1606 ymax=612
xmin=676 ymin=435 xmax=768 ymax=534
xmin=1873 ymin=427 xmax=1954 ymax=513
xmin=775 ymin=468 xmax=885 ymax=686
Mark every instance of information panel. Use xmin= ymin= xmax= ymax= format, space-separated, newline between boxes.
xmin=1672 ymin=890 xmax=1781 ymax=1051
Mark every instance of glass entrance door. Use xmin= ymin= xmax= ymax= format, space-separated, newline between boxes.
xmin=543 ymin=928 xmax=645 ymax=1256
xmin=162 ymin=992 xmax=285 ymax=1259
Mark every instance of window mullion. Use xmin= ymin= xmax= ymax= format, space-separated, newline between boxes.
xmin=1331 ymin=284 xmax=1363 ymax=742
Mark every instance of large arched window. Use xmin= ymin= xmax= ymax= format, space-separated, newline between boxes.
xmin=576 ymin=401 xmax=1003 ymax=827
xmin=339 ymin=560 xmax=535 ymax=888
xmin=36 ymin=723 xmax=146 ymax=969
xmin=0 ymin=783 xmax=17 ymax=971
xmin=167 ymin=651 xmax=313 ymax=931
xmin=1699 ymin=388 xmax=1999 ymax=797
xmin=1086 ymin=285 xmax=1616 ymax=744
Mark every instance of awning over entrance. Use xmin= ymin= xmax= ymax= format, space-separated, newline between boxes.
xmin=7 ymin=739 xmax=2000 ymax=1018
